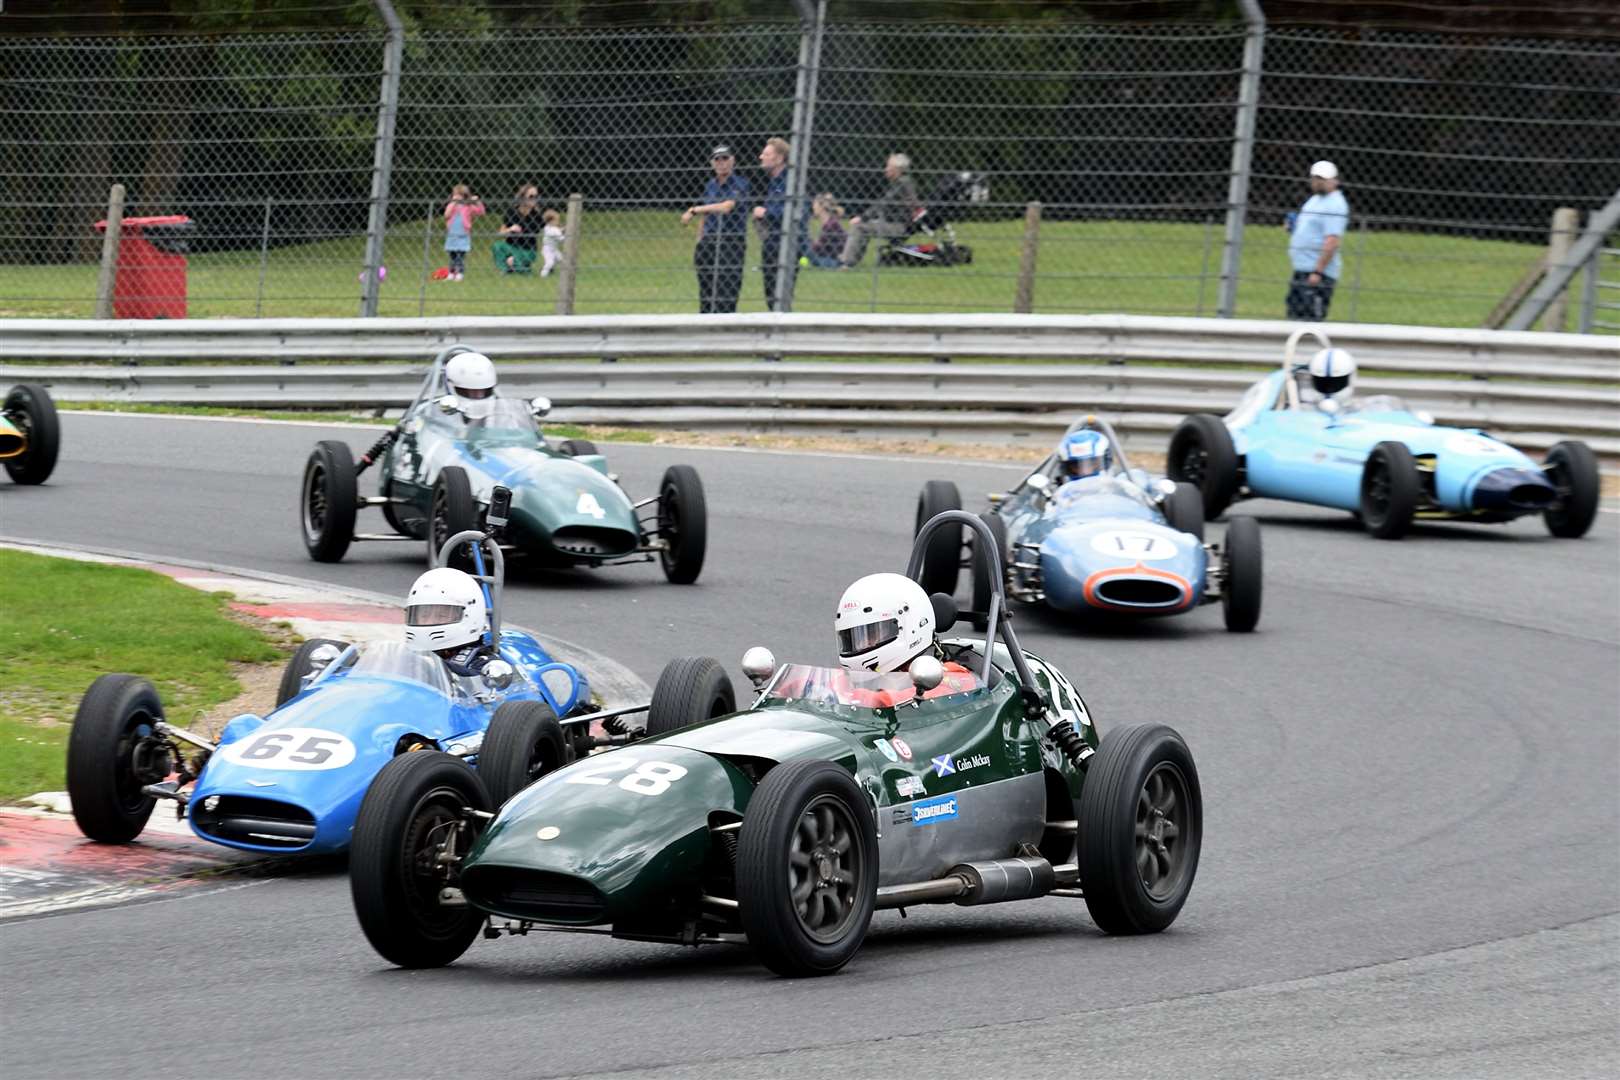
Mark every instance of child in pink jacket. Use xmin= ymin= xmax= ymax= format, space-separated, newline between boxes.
xmin=443 ymin=184 xmax=485 ymax=281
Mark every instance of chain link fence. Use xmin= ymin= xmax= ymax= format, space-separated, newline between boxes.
xmin=1 ymin=14 xmax=1615 ymax=330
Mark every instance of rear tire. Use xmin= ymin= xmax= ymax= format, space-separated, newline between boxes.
xmin=556 ymin=438 xmax=599 ymax=457
xmin=66 ymin=675 xmax=168 ymax=843
xmin=301 ymin=441 xmax=357 ymax=562
xmin=737 ymin=759 xmax=878 ymax=977
xmin=646 ymin=656 xmax=736 ymax=737
xmin=350 ymin=752 xmax=490 ymax=969
xmin=275 ymin=637 xmax=349 ymax=708
xmin=479 ymin=700 xmax=569 ymax=805
xmin=1077 ymin=724 xmax=1202 ymax=935
xmin=657 ymin=465 xmax=707 ymax=585
xmin=1166 ymin=415 xmax=1238 ymax=520
xmin=970 ymin=510 xmax=1008 ymax=632
xmin=429 ymin=466 xmax=479 ymax=569
xmin=1542 ymin=440 xmax=1599 ymax=539
xmin=1358 ymin=441 xmax=1419 ymax=539
xmin=915 ymin=480 xmax=964 ymax=595
xmin=1221 ymin=517 xmax=1262 ymax=632
xmin=1162 ymin=482 xmax=1205 ymax=541
xmin=3 ymin=383 xmax=61 ymax=485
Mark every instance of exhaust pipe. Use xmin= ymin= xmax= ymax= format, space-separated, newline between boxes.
xmin=874 ymin=855 xmax=1056 ymax=910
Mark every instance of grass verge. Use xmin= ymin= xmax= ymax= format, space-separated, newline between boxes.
xmin=0 ymin=549 xmax=289 ymax=802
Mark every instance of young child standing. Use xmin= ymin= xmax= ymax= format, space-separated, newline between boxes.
xmin=442 ymin=184 xmax=485 ymax=281
xmin=539 ymin=209 xmax=564 ymax=277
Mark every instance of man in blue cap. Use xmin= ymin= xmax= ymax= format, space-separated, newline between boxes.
xmin=682 ymin=145 xmax=752 ymax=313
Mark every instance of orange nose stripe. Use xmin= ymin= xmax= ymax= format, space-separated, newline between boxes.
xmin=1081 ymin=562 xmax=1194 ymax=612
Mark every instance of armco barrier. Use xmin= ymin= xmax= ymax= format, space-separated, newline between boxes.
xmin=2 ymin=314 xmax=1615 ymax=457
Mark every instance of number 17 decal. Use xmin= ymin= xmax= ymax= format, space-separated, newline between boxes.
xmin=564 ymin=758 xmax=688 ymax=796
xmin=1090 ymin=529 xmax=1177 ymax=562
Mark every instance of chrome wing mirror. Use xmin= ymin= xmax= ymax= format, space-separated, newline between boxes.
xmin=741 ymin=646 xmax=777 ymax=690
xmin=531 ymin=396 xmax=552 ymax=418
xmin=910 ymin=655 xmax=945 ymax=693
xmin=436 ymin=394 xmax=463 ymax=416
xmin=482 ymin=659 xmax=515 ymax=691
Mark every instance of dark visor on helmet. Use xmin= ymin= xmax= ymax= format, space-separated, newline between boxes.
xmin=407 ymin=603 xmax=465 ymax=626
xmin=1312 ymin=373 xmax=1350 ymax=396
xmin=454 ymin=385 xmax=492 ymax=400
xmin=838 ymin=619 xmax=899 ymax=657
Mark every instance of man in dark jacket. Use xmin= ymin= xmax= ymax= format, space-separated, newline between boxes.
xmin=839 ymin=153 xmax=920 ymax=268
xmin=682 ymin=146 xmax=752 ymax=313
xmin=752 ymin=136 xmax=793 ymax=310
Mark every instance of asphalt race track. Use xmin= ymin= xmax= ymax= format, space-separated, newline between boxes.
xmin=2 ymin=412 xmax=1617 ymax=1079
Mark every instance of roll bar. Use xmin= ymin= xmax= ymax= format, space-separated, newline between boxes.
xmin=1282 ymin=328 xmax=1332 ymax=411
xmin=905 ymin=510 xmax=1046 ymax=717
xmin=1062 ymin=413 xmax=1134 ymax=478
xmin=435 ymin=526 xmax=506 ymax=652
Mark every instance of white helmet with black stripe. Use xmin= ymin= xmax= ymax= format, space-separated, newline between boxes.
xmin=835 ymin=572 xmax=935 ymax=674
xmin=403 ymin=567 xmax=487 ymax=652
xmin=1308 ymin=347 xmax=1356 ymax=405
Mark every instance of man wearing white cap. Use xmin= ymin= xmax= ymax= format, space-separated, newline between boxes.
xmin=1285 ymin=160 xmax=1350 ymax=321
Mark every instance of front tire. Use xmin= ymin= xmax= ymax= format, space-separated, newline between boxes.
xmin=1221 ymin=516 xmax=1262 ymax=632
xmin=737 ymin=759 xmax=878 ymax=977
xmin=1162 ymin=482 xmax=1206 ymax=541
xmin=970 ymin=510 xmax=1008 ymax=632
xmin=479 ymin=700 xmax=569 ymax=805
xmin=301 ymin=441 xmax=357 ymax=562
xmin=1358 ymin=441 xmax=1419 ymax=539
xmin=1167 ymin=415 xmax=1238 ymax=520
xmin=555 ymin=438 xmax=599 ymax=457
xmin=66 ymin=675 xmax=170 ymax=843
xmin=657 ymin=465 xmax=707 ymax=585
xmin=914 ymin=480 xmax=964 ymax=595
xmin=274 ymin=637 xmax=349 ymax=708
xmin=1077 ymin=724 xmax=1202 ymax=935
xmin=3 ymin=383 xmax=61 ymax=485
xmin=1543 ymin=440 xmax=1599 ymax=539
xmin=646 ymin=656 xmax=736 ymax=737
xmin=429 ymin=466 xmax=479 ymax=569
xmin=350 ymin=752 xmax=490 ymax=969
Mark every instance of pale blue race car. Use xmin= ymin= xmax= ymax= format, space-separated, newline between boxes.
xmin=63 ymin=506 xmax=636 ymax=856
xmin=915 ymin=417 xmax=1262 ymax=633
xmin=1166 ymin=329 xmax=1602 ymax=539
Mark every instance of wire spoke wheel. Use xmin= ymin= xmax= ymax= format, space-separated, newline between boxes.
xmin=1134 ymin=763 xmax=1191 ymax=902
xmin=788 ymin=794 xmax=864 ymax=943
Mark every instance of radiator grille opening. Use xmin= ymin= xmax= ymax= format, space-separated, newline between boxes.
xmin=1094 ymin=578 xmax=1185 ymax=608
xmin=461 ymin=866 xmax=607 ymax=924
xmin=552 ymin=526 xmax=636 ymax=558
xmin=190 ymin=795 xmax=316 ymax=849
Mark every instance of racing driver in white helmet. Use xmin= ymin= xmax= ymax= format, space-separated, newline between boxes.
xmin=444 ymin=350 xmax=499 ymax=421
xmin=833 ymin=572 xmax=977 ymax=704
xmin=1306 ymin=346 xmax=1356 ymax=410
xmin=402 ymin=566 xmax=496 ymax=677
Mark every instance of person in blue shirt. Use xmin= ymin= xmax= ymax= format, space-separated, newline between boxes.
xmin=1285 ymin=160 xmax=1350 ymax=321
xmin=752 ymin=136 xmax=795 ymax=311
xmin=682 ymin=146 xmax=752 ymax=313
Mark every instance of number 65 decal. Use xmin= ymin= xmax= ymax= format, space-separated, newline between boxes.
xmin=219 ymin=727 xmax=357 ymax=771
xmin=564 ymin=758 xmax=688 ymax=796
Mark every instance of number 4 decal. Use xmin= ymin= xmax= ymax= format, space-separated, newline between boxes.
xmin=565 ymin=758 xmax=688 ymax=796
xmin=576 ymin=492 xmax=607 ymax=520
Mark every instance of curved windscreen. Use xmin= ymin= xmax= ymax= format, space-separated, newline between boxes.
xmin=342 ymin=641 xmax=453 ymax=695
xmin=463 ymin=398 xmax=541 ymax=449
xmin=765 ymin=663 xmax=979 ymax=709
xmin=1339 ymin=394 xmax=1412 ymax=415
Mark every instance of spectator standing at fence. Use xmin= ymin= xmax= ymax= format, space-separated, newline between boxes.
xmin=804 ymin=193 xmax=847 ymax=269
xmin=443 ymin=184 xmax=485 ymax=282
xmin=1285 ymin=161 xmax=1349 ymax=320
xmin=539 ymin=209 xmax=564 ymax=277
xmin=752 ymin=136 xmax=794 ymax=310
xmin=682 ymin=145 xmax=752 ymax=313
xmin=839 ymin=153 xmax=919 ymax=268
xmin=493 ymin=183 xmax=544 ymax=274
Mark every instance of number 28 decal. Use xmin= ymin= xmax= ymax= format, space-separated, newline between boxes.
xmin=564 ymin=758 xmax=688 ymax=796
xmin=219 ymin=727 xmax=357 ymax=771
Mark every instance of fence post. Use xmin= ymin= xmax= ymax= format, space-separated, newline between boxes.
xmin=94 ymin=183 xmax=125 ymax=319
xmin=1217 ymin=0 xmax=1266 ymax=319
xmin=1543 ymin=206 xmax=1578 ymax=332
xmin=255 ymin=196 xmax=272 ymax=318
xmin=360 ymin=0 xmax=404 ymax=318
xmin=1014 ymin=201 xmax=1041 ymax=314
xmin=777 ymin=0 xmax=826 ymax=313
xmin=555 ymin=193 xmax=583 ymax=315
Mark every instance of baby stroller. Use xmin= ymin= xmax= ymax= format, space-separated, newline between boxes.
xmin=879 ymin=171 xmax=989 ymax=267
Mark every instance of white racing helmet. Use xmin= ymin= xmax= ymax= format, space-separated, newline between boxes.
xmin=835 ymin=572 xmax=935 ymax=674
xmin=445 ymin=351 xmax=498 ymax=420
xmin=1308 ymin=347 xmax=1356 ymax=404
xmin=403 ymin=567 xmax=487 ymax=652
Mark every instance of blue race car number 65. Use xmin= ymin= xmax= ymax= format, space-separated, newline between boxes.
xmin=219 ymin=727 xmax=357 ymax=771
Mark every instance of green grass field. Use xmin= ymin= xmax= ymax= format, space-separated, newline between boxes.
xmin=0 ymin=550 xmax=286 ymax=801
xmin=1 ymin=211 xmax=1582 ymax=331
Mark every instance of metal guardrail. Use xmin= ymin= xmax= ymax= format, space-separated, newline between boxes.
xmin=4 ymin=314 xmax=1616 ymax=456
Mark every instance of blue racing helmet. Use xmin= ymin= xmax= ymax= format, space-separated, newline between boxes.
xmin=1057 ymin=429 xmax=1111 ymax=480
